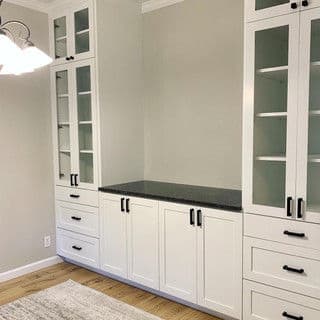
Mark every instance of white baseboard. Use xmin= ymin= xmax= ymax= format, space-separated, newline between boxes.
xmin=0 ymin=256 xmax=63 ymax=283
xmin=142 ymin=0 xmax=184 ymax=14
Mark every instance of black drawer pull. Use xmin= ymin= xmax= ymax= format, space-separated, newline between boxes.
xmin=126 ymin=198 xmax=130 ymax=213
xmin=72 ymin=245 xmax=82 ymax=251
xmin=284 ymin=230 xmax=305 ymax=238
xmin=74 ymin=174 xmax=79 ymax=187
xmin=283 ymin=265 xmax=304 ymax=274
xmin=121 ymin=198 xmax=125 ymax=212
xmin=287 ymin=197 xmax=293 ymax=217
xmin=71 ymin=216 xmax=81 ymax=221
xmin=282 ymin=311 xmax=303 ymax=320
xmin=297 ymin=198 xmax=304 ymax=219
xmin=197 ymin=210 xmax=202 ymax=227
xmin=190 ymin=209 xmax=195 ymax=226
xmin=70 ymin=174 xmax=75 ymax=186
xmin=70 ymin=194 xmax=80 ymax=198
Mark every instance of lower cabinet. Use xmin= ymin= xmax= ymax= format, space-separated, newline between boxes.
xmin=159 ymin=201 xmax=242 ymax=319
xmin=100 ymin=193 xmax=159 ymax=289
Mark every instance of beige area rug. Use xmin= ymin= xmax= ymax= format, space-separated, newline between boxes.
xmin=0 ymin=280 xmax=161 ymax=320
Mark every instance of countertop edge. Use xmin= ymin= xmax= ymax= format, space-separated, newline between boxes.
xmin=98 ymin=187 xmax=242 ymax=213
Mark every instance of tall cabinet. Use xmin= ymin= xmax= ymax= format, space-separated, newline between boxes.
xmin=243 ymin=1 xmax=320 ymax=319
xmin=50 ymin=0 xmax=144 ymax=269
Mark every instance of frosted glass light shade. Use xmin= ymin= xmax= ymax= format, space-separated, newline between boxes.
xmin=0 ymin=33 xmax=22 ymax=66
xmin=22 ymin=45 xmax=53 ymax=69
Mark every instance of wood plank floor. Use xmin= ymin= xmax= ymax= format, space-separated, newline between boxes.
xmin=0 ymin=262 xmax=220 ymax=320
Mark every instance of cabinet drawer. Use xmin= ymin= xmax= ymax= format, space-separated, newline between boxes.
xmin=244 ymin=213 xmax=320 ymax=251
xmin=244 ymin=237 xmax=320 ymax=299
xmin=56 ymin=228 xmax=99 ymax=268
xmin=56 ymin=186 xmax=98 ymax=207
xmin=244 ymin=280 xmax=320 ymax=320
xmin=56 ymin=201 xmax=99 ymax=238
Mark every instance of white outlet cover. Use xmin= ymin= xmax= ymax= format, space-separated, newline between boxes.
xmin=44 ymin=236 xmax=51 ymax=248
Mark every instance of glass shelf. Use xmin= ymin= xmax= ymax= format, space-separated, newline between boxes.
xmin=256 ymin=112 xmax=287 ymax=118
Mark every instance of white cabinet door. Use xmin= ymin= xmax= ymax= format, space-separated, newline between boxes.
xmin=243 ymin=14 xmax=300 ymax=219
xmin=100 ymin=193 xmax=127 ymax=278
xmin=197 ymin=208 xmax=242 ymax=319
xmin=245 ymin=0 xmax=297 ymax=22
xmin=296 ymin=8 xmax=320 ymax=224
xmin=127 ymin=197 xmax=159 ymax=290
xmin=159 ymin=202 xmax=197 ymax=303
xmin=49 ymin=0 xmax=94 ymax=66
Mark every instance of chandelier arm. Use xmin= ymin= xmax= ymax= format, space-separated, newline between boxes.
xmin=1 ymin=20 xmax=31 ymax=40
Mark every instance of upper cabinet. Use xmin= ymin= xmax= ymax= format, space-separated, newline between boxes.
xmin=246 ymin=0 xmax=320 ymax=22
xmin=49 ymin=0 xmax=94 ymax=66
xmin=243 ymin=8 xmax=320 ymax=224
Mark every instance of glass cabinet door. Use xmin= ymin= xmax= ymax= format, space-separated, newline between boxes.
xmin=297 ymin=9 xmax=320 ymax=224
xmin=74 ymin=61 xmax=97 ymax=188
xmin=246 ymin=0 xmax=295 ymax=22
xmin=243 ymin=15 xmax=299 ymax=218
xmin=53 ymin=16 xmax=68 ymax=61
xmin=54 ymin=68 xmax=73 ymax=186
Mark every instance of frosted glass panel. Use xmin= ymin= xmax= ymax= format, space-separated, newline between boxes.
xmin=256 ymin=0 xmax=289 ymax=10
xmin=78 ymin=94 xmax=92 ymax=121
xmin=307 ymin=19 xmax=320 ymax=213
xmin=54 ymin=16 xmax=67 ymax=59
xmin=79 ymin=153 xmax=93 ymax=184
xmin=252 ymin=25 xmax=289 ymax=208
xmin=77 ymin=66 xmax=91 ymax=93
xmin=75 ymin=8 xmax=90 ymax=55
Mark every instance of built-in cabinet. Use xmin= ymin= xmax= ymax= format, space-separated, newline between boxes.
xmin=99 ymin=195 xmax=242 ymax=319
xmin=243 ymin=1 xmax=320 ymax=318
xmin=49 ymin=0 xmax=94 ymax=65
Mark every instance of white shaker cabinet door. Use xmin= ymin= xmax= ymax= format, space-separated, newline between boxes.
xmin=100 ymin=193 xmax=127 ymax=278
xmin=127 ymin=197 xmax=159 ymax=290
xmin=159 ymin=202 xmax=197 ymax=304
xmin=197 ymin=208 xmax=242 ymax=320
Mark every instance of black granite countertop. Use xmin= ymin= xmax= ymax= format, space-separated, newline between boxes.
xmin=99 ymin=180 xmax=242 ymax=212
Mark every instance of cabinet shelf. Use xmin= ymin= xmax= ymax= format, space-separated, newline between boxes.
xmin=78 ymin=91 xmax=91 ymax=96
xmin=308 ymin=155 xmax=320 ymax=163
xmin=255 ymin=155 xmax=286 ymax=162
xmin=76 ymin=29 xmax=89 ymax=35
xmin=256 ymin=66 xmax=288 ymax=81
xmin=57 ymin=94 xmax=69 ymax=99
xmin=256 ymin=112 xmax=287 ymax=118
xmin=58 ymin=122 xmax=70 ymax=126
xmin=79 ymin=121 xmax=92 ymax=125
xmin=80 ymin=150 xmax=93 ymax=154
xmin=59 ymin=149 xmax=70 ymax=153
xmin=56 ymin=35 xmax=67 ymax=42
xmin=309 ymin=110 xmax=320 ymax=116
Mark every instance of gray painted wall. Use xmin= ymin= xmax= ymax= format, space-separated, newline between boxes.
xmin=143 ymin=0 xmax=243 ymax=190
xmin=0 ymin=3 xmax=55 ymax=273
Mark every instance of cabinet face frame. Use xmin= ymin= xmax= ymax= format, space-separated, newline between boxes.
xmin=296 ymin=8 xmax=320 ymax=224
xmin=242 ymin=14 xmax=300 ymax=219
xmin=49 ymin=0 xmax=95 ymax=66
xmin=51 ymin=59 xmax=98 ymax=190
xmin=245 ymin=0 xmax=296 ymax=22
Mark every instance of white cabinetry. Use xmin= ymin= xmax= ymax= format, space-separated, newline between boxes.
xmin=49 ymin=0 xmax=94 ymax=66
xmin=159 ymin=202 xmax=242 ymax=319
xmin=100 ymin=193 xmax=160 ymax=289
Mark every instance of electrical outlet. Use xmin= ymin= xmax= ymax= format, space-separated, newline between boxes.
xmin=44 ymin=236 xmax=51 ymax=248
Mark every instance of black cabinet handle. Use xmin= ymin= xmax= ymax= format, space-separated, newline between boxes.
xmin=70 ymin=56 xmax=75 ymax=60
xmin=291 ymin=2 xmax=298 ymax=9
xmin=70 ymin=194 xmax=80 ymax=198
xmin=66 ymin=56 xmax=70 ymax=61
xmin=297 ymin=198 xmax=303 ymax=219
xmin=71 ymin=216 xmax=81 ymax=221
xmin=282 ymin=311 xmax=303 ymax=320
xmin=72 ymin=245 xmax=82 ymax=251
xmin=121 ymin=198 xmax=125 ymax=212
xmin=190 ymin=209 xmax=195 ymax=226
xmin=283 ymin=265 xmax=304 ymax=274
xmin=284 ymin=230 xmax=305 ymax=238
xmin=74 ymin=174 xmax=79 ymax=187
xmin=302 ymin=0 xmax=309 ymax=6
xmin=197 ymin=210 xmax=202 ymax=227
xmin=287 ymin=197 xmax=293 ymax=217
xmin=126 ymin=198 xmax=130 ymax=213
xmin=70 ymin=174 xmax=75 ymax=186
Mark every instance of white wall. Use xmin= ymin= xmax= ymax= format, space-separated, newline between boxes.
xmin=143 ymin=0 xmax=243 ymax=190
xmin=0 ymin=3 xmax=55 ymax=273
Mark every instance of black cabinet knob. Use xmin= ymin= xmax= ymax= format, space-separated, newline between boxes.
xmin=302 ymin=0 xmax=309 ymax=6
xmin=66 ymin=57 xmax=70 ymax=61
xmin=70 ymin=56 xmax=75 ymax=60
xmin=291 ymin=2 xmax=298 ymax=9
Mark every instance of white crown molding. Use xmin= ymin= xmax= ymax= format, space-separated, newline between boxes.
xmin=142 ymin=0 xmax=184 ymax=14
xmin=0 ymin=256 xmax=62 ymax=283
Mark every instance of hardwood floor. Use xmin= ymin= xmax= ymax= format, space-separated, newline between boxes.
xmin=0 ymin=262 xmax=220 ymax=320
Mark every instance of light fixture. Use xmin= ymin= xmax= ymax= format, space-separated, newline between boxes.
xmin=0 ymin=0 xmax=53 ymax=75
